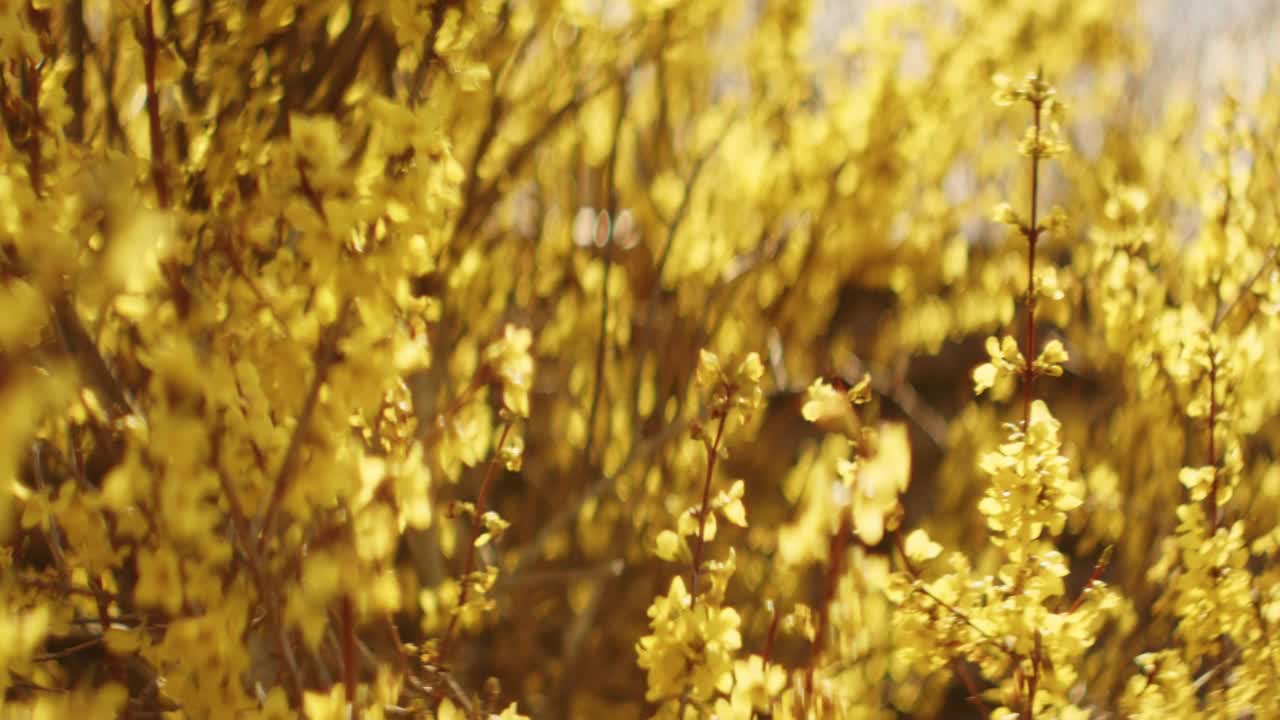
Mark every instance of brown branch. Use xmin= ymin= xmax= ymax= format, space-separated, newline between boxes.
xmin=1207 ymin=346 xmax=1220 ymax=532
xmin=29 ymin=440 xmax=120 ymax=674
xmin=952 ymin=658 xmax=993 ymax=717
xmin=438 ymin=421 xmax=514 ymax=663
xmin=84 ymin=27 xmax=130 ymax=149
xmin=65 ymin=0 xmax=87 ymax=142
xmin=341 ymin=595 xmax=358 ymax=713
xmin=805 ymin=510 xmax=851 ymax=699
xmin=842 ymin=355 xmax=949 ymax=452
xmin=212 ymin=430 xmax=304 ymax=703
xmin=893 ymin=532 xmax=1008 ymax=654
xmin=454 ymin=81 xmax=614 ymax=237
xmin=31 ymin=635 xmax=104 ymax=662
xmin=16 ymin=30 xmax=45 ymax=194
xmin=689 ymin=405 xmax=729 ymax=597
xmin=420 ymin=372 xmax=487 ymax=449
xmin=1016 ymin=77 xmax=1048 ymax=719
xmin=631 ymin=120 xmax=738 ymax=426
xmin=297 ymin=160 xmax=328 ymax=222
xmin=256 ymin=305 xmax=350 ymax=550
xmin=49 ymin=293 xmax=135 ymax=422
xmin=583 ymin=84 xmax=630 ymax=465
xmin=315 ymin=14 xmax=375 ymax=114
xmin=1022 ymin=91 xmax=1043 ymax=431
xmin=1025 ymin=631 xmax=1042 ymax=719
xmin=761 ymin=601 xmax=781 ymax=667
xmin=1067 ymin=545 xmax=1113 ymax=614
xmin=142 ymin=0 xmax=169 ymax=207
xmin=409 ymin=0 xmax=451 ymax=105
xmin=650 ymin=121 xmax=735 ymax=296
xmin=511 ymin=412 xmax=696 ymax=575
xmin=1212 ymin=242 xmax=1280 ymax=330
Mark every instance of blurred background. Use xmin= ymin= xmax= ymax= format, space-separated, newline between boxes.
xmin=809 ymin=0 xmax=1280 ymax=111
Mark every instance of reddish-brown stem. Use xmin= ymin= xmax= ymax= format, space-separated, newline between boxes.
xmin=894 ymin=527 xmax=1024 ymax=720
xmin=142 ymin=0 xmax=169 ymax=207
xmin=1203 ymin=157 xmax=1238 ymax=532
xmin=66 ymin=0 xmax=87 ymax=143
xmin=1011 ymin=667 xmax=1024 ymax=714
xmin=805 ymin=510 xmax=851 ymax=700
xmin=584 ymin=87 xmax=629 ymax=467
xmin=439 ymin=421 xmax=513 ymax=663
xmin=257 ymin=311 xmax=347 ymax=552
xmin=32 ymin=442 xmax=132 ymax=697
xmin=408 ymin=0 xmax=448 ymax=106
xmin=341 ymin=595 xmax=357 ymax=711
xmin=953 ymin=658 xmax=992 ymax=717
xmin=1022 ymin=96 xmax=1043 ymax=431
xmin=421 ymin=373 xmax=486 ymax=448
xmin=213 ymin=433 xmax=304 ymax=704
xmin=893 ymin=532 xmax=1007 ymax=652
xmin=749 ymin=600 xmax=783 ymax=720
xmin=1067 ymin=546 xmax=1113 ymax=614
xmin=21 ymin=58 xmax=42 ymax=194
xmin=381 ymin=614 xmax=411 ymax=678
xmin=1025 ymin=632 xmax=1043 ymax=720
xmin=31 ymin=635 xmax=105 ymax=662
xmin=689 ymin=406 xmax=730 ymax=598
xmin=231 ymin=556 xmax=303 ymax=704
xmin=583 ymin=251 xmax=612 ymax=465
xmin=1207 ymin=348 xmax=1219 ymax=532
xmin=761 ymin=601 xmax=781 ymax=667
xmin=297 ymin=160 xmax=327 ymax=221
xmin=1013 ymin=78 xmax=1053 ymax=720
xmin=1213 ymin=243 xmax=1279 ymax=329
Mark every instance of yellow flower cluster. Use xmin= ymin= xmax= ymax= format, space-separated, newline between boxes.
xmin=5 ymin=0 xmax=1280 ymax=718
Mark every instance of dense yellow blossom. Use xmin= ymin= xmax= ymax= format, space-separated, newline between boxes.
xmin=3 ymin=0 xmax=1280 ymax=717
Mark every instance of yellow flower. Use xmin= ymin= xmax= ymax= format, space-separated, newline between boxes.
xmin=904 ymin=528 xmax=943 ymax=562
xmin=973 ymin=335 xmax=1026 ymax=395
xmin=485 ymin=324 xmax=535 ymax=417
xmin=843 ymin=422 xmax=911 ymax=545
xmin=1033 ymin=338 xmax=1069 ymax=377
xmin=303 ymin=684 xmax=349 ymax=720
xmin=134 ymin=546 xmax=184 ymax=615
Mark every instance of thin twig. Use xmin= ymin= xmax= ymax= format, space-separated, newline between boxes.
xmin=50 ymin=294 xmax=136 ymax=421
xmin=649 ymin=118 xmax=736 ymax=299
xmin=409 ymin=0 xmax=449 ymax=105
xmin=341 ymin=595 xmax=358 ymax=712
xmin=1067 ymin=545 xmax=1113 ymax=614
xmin=689 ymin=405 xmax=729 ymax=597
xmin=952 ymin=658 xmax=993 ymax=717
xmin=438 ymin=422 xmax=514 ymax=663
xmin=584 ymin=82 xmax=631 ymax=465
xmin=511 ymin=413 xmax=696 ymax=574
xmin=1212 ymin=242 xmax=1279 ymax=330
xmin=31 ymin=635 xmax=105 ymax=662
xmin=893 ymin=532 xmax=1008 ymax=653
xmin=1022 ymin=89 xmax=1043 ymax=432
xmin=142 ymin=0 xmax=170 ymax=207
xmin=256 ymin=305 xmax=350 ymax=550
xmin=21 ymin=50 xmax=43 ymax=194
xmin=420 ymin=373 xmax=486 ymax=448
xmin=842 ymin=355 xmax=949 ymax=451
xmin=213 ymin=431 xmax=305 ymax=703
xmin=454 ymin=81 xmax=614 ymax=237
xmin=805 ymin=510 xmax=851 ymax=699
xmin=1017 ymin=79 xmax=1045 ymax=720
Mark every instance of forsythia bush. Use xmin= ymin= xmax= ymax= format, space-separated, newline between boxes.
xmin=4 ymin=0 xmax=1280 ymax=717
